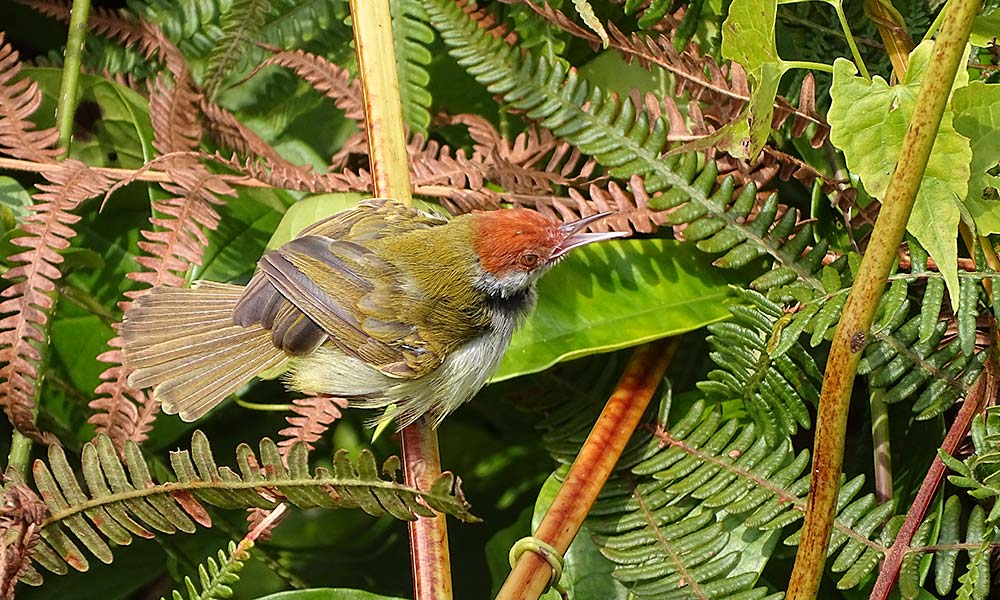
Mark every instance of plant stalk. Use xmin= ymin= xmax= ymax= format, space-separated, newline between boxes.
xmin=55 ymin=0 xmax=91 ymax=155
xmin=785 ymin=0 xmax=980 ymax=596
xmin=496 ymin=340 xmax=675 ymax=600
xmin=869 ymin=368 xmax=991 ymax=600
xmin=6 ymin=0 xmax=91 ymax=474
xmin=349 ymin=2 xmax=451 ymax=599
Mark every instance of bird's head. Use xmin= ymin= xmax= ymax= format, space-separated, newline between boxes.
xmin=470 ymin=208 xmax=626 ymax=298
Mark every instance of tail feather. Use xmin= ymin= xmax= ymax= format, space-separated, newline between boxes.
xmin=122 ymin=282 xmax=289 ymax=421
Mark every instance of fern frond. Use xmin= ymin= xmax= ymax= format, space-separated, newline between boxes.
xmin=254 ymin=45 xmax=364 ymax=121
xmin=0 ymin=162 xmax=113 ymax=442
xmin=426 ymin=0 xmax=830 ymax=291
xmin=509 ymin=175 xmax=667 ymax=234
xmin=0 ymin=32 xmax=60 ymax=162
xmin=898 ymin=495 xmax=1000 ymax=600
xmin=126 ymin=0 xmax=224 ymax=58
xmin=22 ymin=0 xmax=183 ymax=77
xmin=277 ymin=395 xmax=349 ymax=456
xmin=0 ymin=474 xmax=47 ymax=591
xmin=258 ymin=0 xmax=352 ymax=51
xmin=203 ymin=0 xmax=272 ymax=98
xmin=89 ymin=72 xmax=232 ymax=447
xmin=586 ymin=399 xmax=895 ymax=596
xmin=199 ymin=98 xmax=295 ymax=166
xmin=391 ymin=0 xmax=434 ymax=133
xmin=163 ymin=539 xmax=251 ymax=600
xmin=698 ymin=288 xmax=820 ymax=445
xmin=519 ymin=1 xmax=830 ymax=147
xmin=25 ymin=431 xmax=476 ymax=583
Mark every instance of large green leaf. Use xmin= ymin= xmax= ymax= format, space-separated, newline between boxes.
xmin=25 ymin=68 xmax=154 ymax=168
xmin=494 ymin=239 xmax=741 ymax=381
xmin=194 ymin=187 xmax=292 ymax=283
xmin=719 ymin=0 xmax=785 ymax=159
xmin=828 ymin=44 xmax=971 ymax=306
xmin=951 ymin=81 xmax=1000 ymax=235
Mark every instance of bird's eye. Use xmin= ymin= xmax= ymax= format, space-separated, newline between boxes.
xmin=518 ymin=253 xmax=540 ymax=268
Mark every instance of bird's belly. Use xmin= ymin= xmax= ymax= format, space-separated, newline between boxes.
xmin=286 ymin=324 xmax=514 ymax=428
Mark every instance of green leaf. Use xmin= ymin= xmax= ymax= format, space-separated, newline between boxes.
xmin=25 ymin=68 xmax=155 ymax=168
xmin=493 ymin=239 xmax=742 ymax=381
xmin=194 ymin=187 xmax=292 ymax=283
xmin=828 ymin=44 xmax=971 ymax=306
xmin=970 ymin=7 xmax=1000 ymax=47
xmin=951 ymin=81 xmax=1000 ymax=234
xmin=265 ymin=193 xmax=371 ymax=250
xmin=720 ymin=0 xmax=787 ymax=159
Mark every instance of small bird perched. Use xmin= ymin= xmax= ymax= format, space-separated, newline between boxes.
xmin=121 ymin=199 xmax=625 ymax=428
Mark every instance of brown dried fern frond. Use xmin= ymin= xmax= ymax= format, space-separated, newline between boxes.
xmin=0 ymin=161 xmax=112 ymax=442
xmin=456 ymin=0 xmax=518 ymax=43
xmin=89 ymin=73 xmax=234 ymax=448
xmin=200 ymin=98 xmax=297 ymax=168
xmin=277 ymin=395 xmax=349 ymax=457
xmin=19 ymin=0 xmax=186 ymax=78
xmin=253 ymin=45 xmax=364 ymax=122
xmin=511 ymin=174 xmax=665 ymax=233
xmin=89 ymin=343 xmax=157 ymax=450
xmin=518 ymin=1 xmax=829 ymax=147
xmin=0 ymin=32 xmax=60 ymax=163
xmin=0 ymin=478 xmax=47 ymax=593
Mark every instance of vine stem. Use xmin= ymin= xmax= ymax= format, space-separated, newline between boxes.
xmin=496 ymin=340 xmax=676 ymax=600
xmin=785 ymin=0 xmax=980 ymax=597
xmin=349 ymin=2 xmax=452 ymax=599
xmin=7 ymin=0 xmax=92 ymax=476
xmin=55 ymin=0 xmax=90 ymax=153
xmin=869 ymin=367 xmax=992 ymax=600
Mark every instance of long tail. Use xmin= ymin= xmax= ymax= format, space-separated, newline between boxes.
xmin=121 ymin=282 xmax=288 ymax=421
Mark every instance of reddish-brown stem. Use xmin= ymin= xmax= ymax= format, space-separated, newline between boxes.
xmin=402 ymin=421 xmax=453 ymax=599
xmin=349 ymin=1 xmax=451 ymax=598
xmin=496 ymin=340 xmax=676 ymax=600
xmin=869 ymin=367 xmax=993 ymax=600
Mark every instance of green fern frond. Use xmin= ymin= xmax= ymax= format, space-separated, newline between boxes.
xmin=426 ymin=0 xmax=835 ymax=295
xmin=391 ymin=0 xmax=434 ymax=133
xmin=164 ymin=539 xmax=251 ymax=600
xmin=586 ymin=399 xmax=896 ymax=596
xmin=203 ymin=0 xmax=272 ymax=97
xmin=126 ymin=0 xmax=224 ymax=58
xmin=698 ymin=287 xmax=820 ymax=445
xmin=24 ymin=431 xmax=476 ymax=582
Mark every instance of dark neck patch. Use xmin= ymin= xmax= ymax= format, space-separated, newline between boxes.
xmin=486 ymin=285 xmax=536 ymax=323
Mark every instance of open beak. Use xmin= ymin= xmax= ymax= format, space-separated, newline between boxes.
xmin=551 ymin=211 xmax=629 ymax=259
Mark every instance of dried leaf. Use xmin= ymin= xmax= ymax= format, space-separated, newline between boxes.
xmin=0 ymin=32 xmax=60 ymax=162
xmin=277 ymin=395 xmax=349 ymax=456
xmin=0 ymin=162 xmax=112 ymax=442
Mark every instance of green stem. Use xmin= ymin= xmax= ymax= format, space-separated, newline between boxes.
xmin=785 ymin=0 xmax=981 ymax=596
xmin=922 ymin=3 xmax=949 ymax=43
xmin=7 ymin=0 xmax=92 ymax=475
xmin=7 ymin=431 xmax=34 ymax=475
xmin=55 ymin=0 xmax=92 ymax=154
xmin=869 ymin=389 xmax=892 ymax=503
xmin=833 ymin=1 xmax=871 ymax=79
xmin=233 ymin=397 xmax=294 ymax=412
xmin=782 ymin=60 xmax=836 ymax=74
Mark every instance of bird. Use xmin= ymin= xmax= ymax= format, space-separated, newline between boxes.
xmin=121 ymin=198 xmax=626 ymax=428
